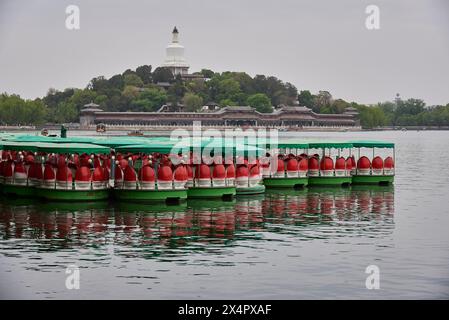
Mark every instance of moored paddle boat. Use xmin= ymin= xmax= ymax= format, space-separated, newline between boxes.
xmin=350 ymin=141 xmax=395 ymax=185
xmin=0 ymin=141 xmax=111 ymax=200
xmin=113 ymin=144 xmax=188 ymax=202
xmin=262 ymin=141 xmax=309 ymax=188
xmin=306 ymin=141 xmax=353 ymax=187
xmin=33 ymin=143 xmax=111 ymax=201
xmin=0 ymin=141 xmax=41 ymax=197
xmin=233 ymin=144 xmax=265 ymax=195
xmin=187 ymin=138 xmax=264 ymax=196
xmin=180 ymin=139 xmax=237 ymax=199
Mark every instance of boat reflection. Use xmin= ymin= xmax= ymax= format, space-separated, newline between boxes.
xmin=0 ymin=186 xmax=394 ymax=254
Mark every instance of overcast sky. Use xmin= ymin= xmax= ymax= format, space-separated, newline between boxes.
xmin=0 ymin=0 xmax=448 ymax=105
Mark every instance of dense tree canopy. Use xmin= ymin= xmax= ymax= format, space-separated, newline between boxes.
xmin=183 ymin=92 xmax=203 ymax=112
xmin=1 ymin=64 xmax=448 ymax=128
xmin=131 ymin=87 xmax=167 ymax=112
xmin=0 ymin=94 xmax=47 ymax=125
xmin=247 ymin=93 xmax=273 ymax=113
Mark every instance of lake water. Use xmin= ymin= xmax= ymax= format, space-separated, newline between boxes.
xmin=0 ymin=130 xmax=448 ymax=299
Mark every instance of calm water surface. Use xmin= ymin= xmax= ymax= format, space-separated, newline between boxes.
xmin=0 ymin=131 xmax=448 ymax=299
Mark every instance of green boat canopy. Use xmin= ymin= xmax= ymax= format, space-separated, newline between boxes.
xmin=4 ymin=135 xmax=61 ymax=143
xmin=89 ymin=139 xmax=147 ymax=148
xmin=0 ymin=141 xmax=40 ymax=152
xmin=1 ymin=140 xmax=111 ymax=154
xmin=8 ymin=135 xmax=155 ymax=148
xmin=115 ymin=144 xmax=175 ymax=154
xmin=7 ymin=135 xmax=96 ymax=144
xmin=36 ymin=143 xmax=111 ymax=154
xmin=3 ymin=134 xmax=394 ymax=153
xmin=274 ymin=140 xmax=309 ymax=149
xmin=349 ymin=140 xmax=395 ymax=148
xmin=115 ymin=141 xmax=265 ymax=157
xmin=308 ymin=141 xmax=353 ymax=149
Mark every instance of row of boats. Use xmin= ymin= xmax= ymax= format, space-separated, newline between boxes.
xmin=0 ymin=134 xmax=395 ymax=202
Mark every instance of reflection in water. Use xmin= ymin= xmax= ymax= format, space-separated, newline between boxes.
xmin=0 ymin=187 xmax=394 ymax=256
xmin=262 ymin=187 xmax=394 ymax=238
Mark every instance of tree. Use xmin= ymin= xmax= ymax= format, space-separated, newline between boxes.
xmin=108 ymin=74 xmax=125 ymax=90
xmin=297 ymin=90 xmax=315 ymax=109
xmin=231 ymin=72 xmax=254 ymax=94
xmin=378 ymin=101 xmax=395 ymax=114
xmin=331 ymin=99 xmax=350 ymax=114
xmin=94 ymin=94 xmax=108 ymax=107
xmin=396 ymin=98 xmax=425 ymax=116
xmin=285 ymin=82 xmax=298 ymax=103
xmin=183 ymin=92 xmax=203 ymax=112
xmin=136 ymin=65 xmax=152 ymax=84
xmin=152 ymin=67 xmax=174 ymax=83
xmin=378 ymin=101 xmax=395 ymax=125
xmin=314 ymin=91 xmax=333 ymax=112
xmin=131 ymin=88 xmax=167 ymax=112
xmin=124 ymin=74 xmax=144 ymax=87
xmin=217 ymin=78 xmax=241 ymax=104
xmin=69 ymin=89 xmax=97 ymax=111
xmin=43 ymin=88 xmax=75 ymax=109
xmin=52 ymin=101 xmax=78 ymax=123
xmin=88 ymin=76 xmax=110 ymax=93
xmin=355 ymin=104 xmax=387 ymax=129
xmin=247 ymin=93 xmax=273 ymax=113
xmin=186 ymin=79 xmax=209 ymax=102
xmin=252 ymin=75 xmax=295 ymax=106
xmin=219 ymin=98 xmax=237 ymax=106
xmin=167 ymin=78 xmax=187 ymax=106
xmin=206 ymin=76 xmax=221 ymax=102
xmin=199 ymin=68 xmax=215 ymax=79
xmin=0 ymin=94 xmax=47 ymax=125
xmin=30 ymin=99 xmax=48 ymax=124
xmin=122 ymin=85 xmax=140 ymax=100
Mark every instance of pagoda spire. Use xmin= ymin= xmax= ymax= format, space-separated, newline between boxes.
xmin=172 ymin=26 xmax=179 ymax=43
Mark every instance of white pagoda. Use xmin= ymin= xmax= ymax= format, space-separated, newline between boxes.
xmin=162 ymin=26 xmax=190 ymax=76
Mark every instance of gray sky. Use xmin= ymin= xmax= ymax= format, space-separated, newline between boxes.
xmin=0 ymin=0 xmax=448 ymax=105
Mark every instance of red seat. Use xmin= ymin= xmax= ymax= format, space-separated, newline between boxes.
xmin=236 ymin=165 xmax=249 ymax=188
xmin=249 ymin=164 xmax=261 ymax=187
xmin=357 ymin=156 xmax=371 ymax=175
xmin=56 ymin=165 xmax=73 ymax=189
xmin=42 ymin=164 xmax=56 ymax=189
xmin=335 ymin=157 xmax=347 ymax=176
xmin=383 ymin=156 xmax=395 ymax=175
xmin=212 ymin=164 xmax=226 ymax=187
xmin=286 ymin=158 xmax=298 ymax=177
xmin=308 ymin=157 xmax=319 ymax=176
xmin=320 ymin=156 xmax=334 ymax=176
xmin=226 ymin=164 xmax=235 ymax=186
xmin=158 ymin=165 xmax=173 ymax=189
xmin=174 ymin=165 xmax=188 ymax=189
xmin=123 ymin=166 xmax=137 ymax=190
xmin=139 ymin=165 xmax=155 ymax=190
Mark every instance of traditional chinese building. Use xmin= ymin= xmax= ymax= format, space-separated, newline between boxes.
xmin=80 ymin=104 xmax=359 ymax=129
